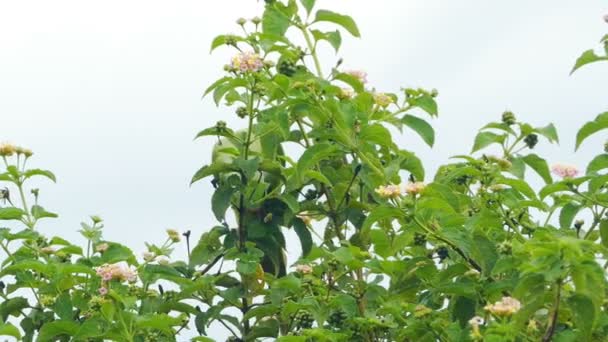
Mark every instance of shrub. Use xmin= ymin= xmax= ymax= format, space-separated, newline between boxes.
xmin=1 ymin=1 xmax=607 ymax=341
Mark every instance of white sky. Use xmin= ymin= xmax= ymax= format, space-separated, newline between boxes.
xmin=0 ymin=0 xmax=607 ymax=340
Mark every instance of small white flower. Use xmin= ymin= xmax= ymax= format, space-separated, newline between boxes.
xmin=143 ymin=251 xmax=156 ymax=262
xmin=156 ymin=256 xmax=170 ymax=266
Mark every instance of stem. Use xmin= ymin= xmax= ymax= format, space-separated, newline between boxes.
xmin=17 ymin=182 xmax=34 ymax=228
xmin=301 ymin=26 xmax=324 ymax=78
xmin=542 ymin=279 xmax=562 ymax=342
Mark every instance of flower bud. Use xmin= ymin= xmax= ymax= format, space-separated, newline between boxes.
xmin=95 ymin=243 xmax=109 ymax=253
xmin=604 ymin=14 xmax=608 ymax=23
xmin=166 ymin=228 xmax=181 ymax=243
xmin=91 ymin=215 xmax=103 ymax=224
xmin=216 ymin=121 xmax=227 ymax=130
xmin=277 ymin=59 xmax=297 ymax=77
xmin=501 ymin=111 xmax=516 ymax=125
xmin=574 ymin=219 xmax=584 ymax=229
xmin=295 ymin=264 xmax=313 ymax=274
xmin=251 ymin=17 xmax=262 ymax=25
xmin=156 ymin=256 xmax=170 ymax=265
xmin=40 ymin=247 xmax=55 ymax=255
xmin=0 ymin=142 xmax=17 ymax=157
xmin=143 ymin=251 xmax=156 ymax=262
xmin=236 ymin=18 xmax=247 ymax=26
xmin=236 ymin=107 xmax=249 ymax=118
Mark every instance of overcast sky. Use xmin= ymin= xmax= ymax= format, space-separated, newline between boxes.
xmin=0 ymin=0 xmax=607 ymax=340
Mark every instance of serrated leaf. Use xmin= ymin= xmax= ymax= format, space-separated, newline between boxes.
xmin=571 ymin=49 xmax=608 ymax=74
xmin=535 ymin=123 xmax=559 ymax=144
xmin=359 ymin=123 xmax=393 ymax=147
xmin=522 ymin=153 xmax=553 ymax=184
xmin=402 ymin=114 xmax=435 ymax=147
xmin=211 ymin=185 xmax=236 ymax=222
xmin=0 ymin=207 xmax=24 ymax=221
xmin=575 ymin=112 xmax=608 ymax=150
xmin=587 ymin=154 xmax=608 ymax=174
xmin=190 ymin=163 xmax=237 ymax=185
xmin=471 ymin=131 xmax=505 ymax=153
xmin=559 ymin=203 xmax=581 ymax=229
xmin=263 ymin=5 xmax=291 ymax=36
xmin=293 ymin=219 xmax=312 ymax=257
xmin=0 ymin=323 xmax=21 ymax=339
xmin=314 ymin=10 xmax=360 ymax=37
xmin=296 ymin=143 xmax=340 ymax=182
xmin=23 ymin=169 xmax=56 ymax=182
xmin=568 ymin=294 xmax=595 ymax=338
xmin=409 ymin=94 xmax=438 ymax=117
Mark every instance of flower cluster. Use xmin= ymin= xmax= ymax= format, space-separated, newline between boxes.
xmin=230 ymin=51 xmax=264 ymax=73
xmin=345 ymin=70 xmax=368 ymax=83
xmin=551 ymin=163 xmax=579 ymax=178
xmin=95 ymin=261 xmax=138 ymax=283
xmin=338 ymin=87 xmax=355 ymax=100
xmin=375 ymin=184 xmax=402 ymax=199
xmin=484 ymin=296 xmax=522 ymax=316
xmin=0 ymin=142 xmax=32 ymax=157
xmin=295 ymin=264 xmax=313 ymax=275
xmin=405 ymin=181 xmax=426 ymax=195
xmin=166 ymin=228 xmax=181 ymax=242
xmin=373 ymin=92 xmax=394 ymax=107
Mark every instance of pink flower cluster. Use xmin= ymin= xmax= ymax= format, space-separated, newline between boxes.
xmin=551 ymin=163 xmax=579 ymax=178
xmin=231 ymin=51 xmax=264 ymax=73
xmin=95 ymin=261 xmax=138 ymax=283
xmin=345 ymin=70 xmax=368 ymax=84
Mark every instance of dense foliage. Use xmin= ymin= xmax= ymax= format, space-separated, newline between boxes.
xmin=1 ymin=1 xmax=607 ymax=341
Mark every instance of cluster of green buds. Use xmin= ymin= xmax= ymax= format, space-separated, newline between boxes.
xmin=524 ymin=133 xmax=538 ymax=149
xmin=501 ymin=111 xmax=516 ymax=125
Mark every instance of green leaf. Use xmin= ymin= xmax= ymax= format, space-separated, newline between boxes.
xmin=334 ymin=72 xmax=364 ymax=92
xmin=212 ymin=185 xmax=236 ymax=222
xmin=471 ymin=131 xmax=505 ymax=153
xmin=402 ymin=114 xmax=435 ymax=147
xmin=575 ymin=112 xmax=608 ymax=151
xmin=31 ymin=205 xmax=58 ymax=220
xmin=0 ymin=323 xmax=21 ymax=339
xmin=0 ymin=297 xmax=29 ymax=322
xmin=535 ymin=123 xmax=559 ymax=144
xmin=409 ymin=94 xmax=438 ymax=117
xmin=522 ymin=153 xmax=553 ymax=184
xmin=571 ymin=49 xmax=608 ymax=74
xmin=23 ymin=169 xmax=56 ymax=182
xmin=296 ymin=143 xmax=340 ymax=182
xmin=497 ymin=177 xmax=537 ymax=199
xmin=568 ymin=293 xmax=595 ymax=338
xmin=0 ymin=207 xmax=24 ymax=220
xmin=451 ymin=296 xmax=476 ymax=327
xmin=559 ymin=203 xmax=581 ymax=229
xmin=600 ymin=220 xmax=608 ymax=248
xmin=360 ymin=206 xmax=405 ymax=242
xmin=311 ymin=29 xmax=342 ymax=53
xmin=587 ymin=154 xmax=608 ymax=174
xmin=539 ymin=182 xmax=570 ymax=199
xmin=300 ymin=0 xmax=315 ymax=14
xmin=37 ymin=321 xmax=80 ymax=341
xmin=190 ymin=163 xmax=237 ymax=185
xmin=359 ymin=124 xmax=393 ymax=147
xmin=136 ymin=314 xmax=182 ymax=335
xmin=293 ymin=219 xmax=313 ymax=257
xmin=263 ymin=5 xmax=291 ymax=36
xmin=314 ymin=10 xmax=360 ymax=37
